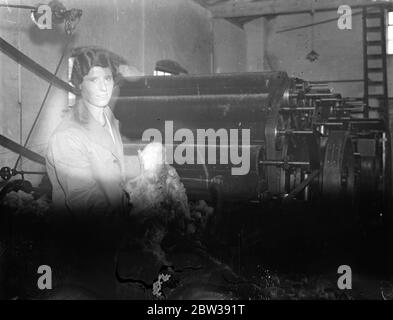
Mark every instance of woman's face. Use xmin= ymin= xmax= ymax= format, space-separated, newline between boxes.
xmin=80 ymin=66 xmax=114 ymax=108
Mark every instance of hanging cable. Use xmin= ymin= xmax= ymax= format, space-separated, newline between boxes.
xmin=306 ymin=10 xmax=319 ymax=62
xmin=13 ymin=35 xmax=75 ymax=171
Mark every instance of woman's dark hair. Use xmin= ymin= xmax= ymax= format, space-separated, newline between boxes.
xmin=69 ymin=47 xmax=128 ymax=124
xmin=70 ymin=47 xmax=127 ymax=88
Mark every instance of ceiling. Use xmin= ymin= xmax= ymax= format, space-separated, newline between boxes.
xmin=192 ymin=0 xmax=267 ymax=27
xmin=192 ymin=0 xmax=235 ymax=7
xmin=192 ymin=0 xmax=391 ymax=28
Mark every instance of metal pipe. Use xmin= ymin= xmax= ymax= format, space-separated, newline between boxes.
xmin=14 ymin=170 xmax=46 ymax=175
xmin=350 ymin=120 xmax=384 ymax=124
xmin=0 ymin=4 xmax=36 ymax=10
xmin=344 ymin=102 xmax=366 ymax=105
xmin=319 ymin=98 xmax=342 ymax=102
xmin=309 ymin=83 xmax=329 ymax=87
xmin=281 ymin=107 xmax=314 ymax=111
xmin=277 ymin=130 xmax=314 ymax=135
xmin=305 ymin=93 xmax=335 ymax=97
xmin=260 ymin=160 xmax=310 ymax=166
xmin=341 ymin=108 xmax=364 ymax=112
xmin=0 ymin=135 xmax=45 ymax=165
xmin=284 ymin=170 xmax=320 ymax=201
xmin=310 ymin=79 xmax=364 ymax=83
xmin=309 ymin=88 xmax=333 ymax=93
xmin=0 ymin=36 xmax=79 ymax=95
xmin=345 ymin=97 xmax=365 ymax=101
xmin=316 ymin=122 xmax=344 ymax=126
xmin=115 ymin=93 xmax=270 ymax=103
xmin=304 ymin=172 xmax=310 ymax=201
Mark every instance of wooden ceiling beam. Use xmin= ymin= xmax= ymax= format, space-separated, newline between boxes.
xmin=210 ymin=0 xmax=393 ymax=18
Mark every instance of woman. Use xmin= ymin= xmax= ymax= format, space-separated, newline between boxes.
xmin=46 ymin=47 xmax=127 ymax=218
xmin=45 ymin=48 xmax=129 ymax=298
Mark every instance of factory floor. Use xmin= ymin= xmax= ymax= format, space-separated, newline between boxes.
xmin=2 ymin=199 xmax=393 ymax=300
xmin=206 ymin=200 xmax=393 ymax=300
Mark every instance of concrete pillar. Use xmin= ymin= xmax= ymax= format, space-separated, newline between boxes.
xmin=245 ymin=17 xmax=267 ymax=72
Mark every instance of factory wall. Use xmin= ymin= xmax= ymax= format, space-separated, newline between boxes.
xmin=241 ymin=10 xmax=393 ymax=103
xmin=143 ymin=0 xmax=213 ymax=75
xmin=211 ymin=11 xmax=371 ymax=97
xmin=212 ymin=19 xmax=246 ymax=73
xmin=245 ymin=12 xmax=364 ymax=98
xmin=0 ymin=0 xmax=212 ymax=186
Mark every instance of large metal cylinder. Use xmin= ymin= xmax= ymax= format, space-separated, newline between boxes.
xmin=113 ymin=72 xmax=319 ymax=202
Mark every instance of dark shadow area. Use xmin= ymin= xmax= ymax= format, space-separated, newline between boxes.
xmin=0 ymin=178 xmax=392 ymax=300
